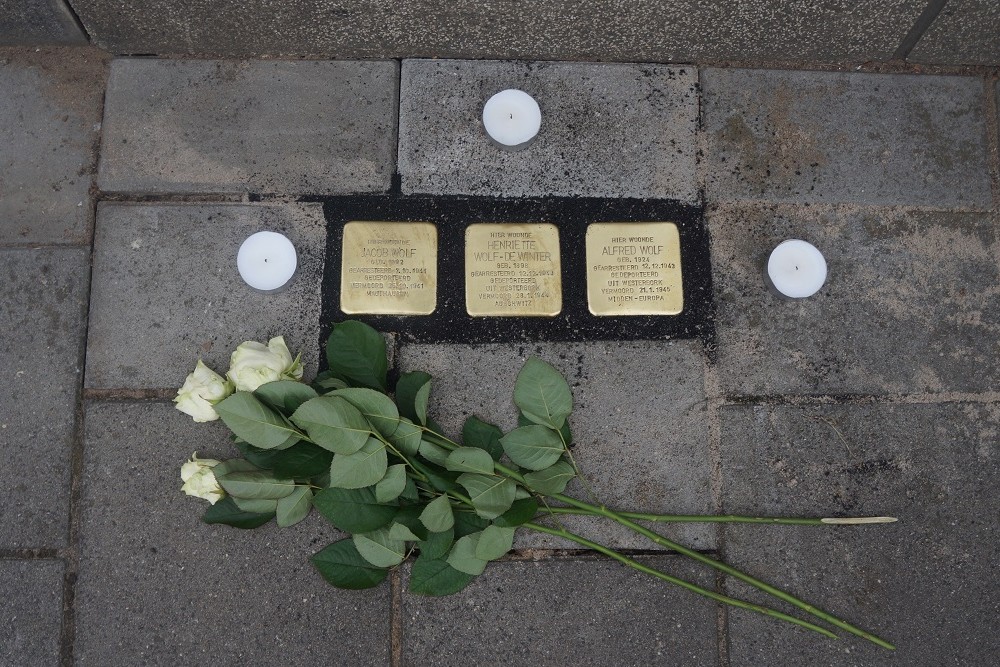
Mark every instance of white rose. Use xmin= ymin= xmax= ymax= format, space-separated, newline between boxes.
xmin=226 ymin=335 xmax=303 ymax=392
xmin=174 ymin=360 xmax=234 ymax=422
xmin=180 ymin=452 xmax=224 ymax=504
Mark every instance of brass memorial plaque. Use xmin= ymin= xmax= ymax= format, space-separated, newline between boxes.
xmin=465 ymin=223 xmax=562 ymax=317
xmin=340 ymin=221 xmax=437 ymax=315
xmin=586 ymin=222 xmax=683 ymax=316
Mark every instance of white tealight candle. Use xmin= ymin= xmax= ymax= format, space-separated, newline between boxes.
xmin=237 ymin=231 xmax=297 ymax=292
xmin=766 ymin=240 xmax=827 ymax=298
xmin=482 ymin=89 xmax=541 ymax=149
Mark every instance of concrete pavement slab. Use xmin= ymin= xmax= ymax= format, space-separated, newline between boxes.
xmin=401 ymin=555 xmax=718 ymax=666
xmin=71 ymin=0 xmax=923 ymax=63
xmin=0 ymin=560 xmax=64 ymax=666
xmin=85 ymin=203 xmax=325 ymax=389
xmin=398 ymin=60 xmax=699 ymax=201
xmin=908 ymin=0 xmax=1000 ymax=66
xmin=0 ymin=248 xmax=88 ymax=548
xmin=98 ymin=59 xmax=397 ymax=195
xmin=710 ymin=205 xmax=1000 ymax=396
xmin=77 ymin=400 xmax=390 ymax=666
xmin=719 ymin=402 xmax=1000 ymax=665
xmin=702 ymin=69 xmax=992 ymax=207
xmin=399 ymin=341 xmax=715 ymax=550
xmin=0 ymin=1 xmax=86 ymax=45
xmin=0 ymin=47 xmax=106 ymax=244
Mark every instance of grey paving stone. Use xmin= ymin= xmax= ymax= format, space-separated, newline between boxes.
xmin=401 ymin=555 xmax=718 ymax=666
xmin=0 ymin=1 xmax=86 ymax=45
xmin=399 ymin=341 xmax=715 ymax=551
xmin=908 ymin=0 xmax=1000 ymax=66
xmin=98 ymin=59 xmax=397 ymax=195
xmin=0 ymin=560 xmax=64 ymax=666
xmin=398 ymin=60 xmax=699 ymax=201
xmin=85 ymin=203 xmax=325 ymax=389
xmin=0 ymin=248 xmax=88 ymax=547
xmin=77 ymin=400 xmax=390 ymax=666
xmin=710 ymin=205 xmax=1000 ymax=396
xmin=719 ymin=402 xmax=1000 ymax=665
xmin=702 ymin=69 xmax=992 ymax=207
xmin=0 ymin=47 xmax=107 ymax=244
xmin=72 ymin=0 xmax=922 ymax=63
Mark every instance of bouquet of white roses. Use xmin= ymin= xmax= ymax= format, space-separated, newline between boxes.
xmin=176 ymin=320 xmax=896 ymax=650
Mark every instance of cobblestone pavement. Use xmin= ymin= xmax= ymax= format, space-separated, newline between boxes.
xmin=1 ymin=47 xmax=998 ymax=665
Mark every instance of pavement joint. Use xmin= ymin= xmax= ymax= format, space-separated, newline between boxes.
xmin=59 ymin=238 xmax=95 ymax=667
xmin=0 ymin=549 xmax=63 ymax=559
xmin=390 ymin=569 xmax=403 ymax=667
xmin=718 ymin=391 xmax=1000 ymax=406
xmin=986 ymin=71 xmax=1000 ymax=208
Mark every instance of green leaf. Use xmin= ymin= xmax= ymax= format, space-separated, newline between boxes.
xmin=202 ymin=497 xmax=273 ymax=529
xmin=291 ymin=396 xmax=371 ymax=454
xmin=419 ymin=495 xmax=455 ymax=532
xmin=513 ymin=486 xmax=531 ymax=500
xmin=375 ymin=464 xmax=408 ymax=503
xmin=445 ymin=447 xmax=495 ymax=474
xmin=391 ymin=505 xmax=429 ymax=541
xmin=409 ymin=554 xmax=474 ymax=596
xmin=395 ymin=371 xmax=432 ymax=424
xmin=415 ymin=460 xmax=459 ymax=493
xmin=513 ymin=358 xmax=573 ymax=430
xmin=499 ymin=425 xmax=564 ymax=471
xmin=313 ymin=487 xmax=396 ymax=533
xmin=276 ymin=486 xmax=312 ymax=527
xmin=254 ymin=380 xmax=319 ymax=416
xmin=400 ymin=476 xmax=419 ymax=502
xmin=522 ymin=460 xmax=576 ymax=495
xmin=234 ymin=441 xmax=286 ymax=469
xmin=326 ymin=320 xmax=388 ymax=391
xmin=353 ymin=527 xmax=406 ymax=567
xmin=272 ymin=442 xmax=334 ymax=479
xmin=494 ymin=498 xmax=539 ymax=527
xmin=215 ymin=392 xmax=302 ymax=450
xmin=330 ymin=388 xmax=401 ymax=438
xmin=418 ymin=439 xmax=449 ymax=466
xmin=312 ymin=370 xmax=349 ymax=393
xmin=212 ymin=458 xmax=260 ymax=478
xmin=388 ymin=417 xmax=422 ymax=456
xmin=518 ymin=411 xmax=573 ymax=446
xmin=453 ymin=511 xmax=490 ymax=537
xmin=217 ymin=471 xmax=297 ymax=499
xmin=447 ymin=533 xmax=487 ymax=575
xmin=329 ymin=436 xmax=388 ymax=489
xmin=462 ymin=416 xmax=504 ymax=461
xmin=232 ymin=496 xmax=279 ymax=513
xmin=312 ymin=539 xmax=388 ymax=590
xmin=414 ymin=382 xmax=431 ymax=425
xmin=417 ymin=528 xmax=454 ymax=559
xmin=387 ymin=523 xmax=422 ymax=542
xmin=475 ymin=525 xmax=515 ymax=561
xmin=457 ymin=473 xmax=516 ymax=520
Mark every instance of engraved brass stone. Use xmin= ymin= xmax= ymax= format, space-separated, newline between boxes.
xmin=465 ymin=223 xmax=562 ymax=317
xmin=340 ymin=221 xmax=438 ymax=315
xmin=586 ymin=222 xmax=683 ymax=316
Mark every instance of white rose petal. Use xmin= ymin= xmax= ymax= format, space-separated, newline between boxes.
xmin=227 ymin=336 xmax=303 ymax=392
xmin=174 ymin=360 xmax=234 ymax=422
xmin=180 ymin=453 xmax=224 ymax=504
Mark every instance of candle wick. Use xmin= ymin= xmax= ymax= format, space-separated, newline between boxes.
xmin=794 ymin=265 xmax=799 ymax=270
xmin=264 ymin=258 xmax=269 ymax=263
xmin=509 ymin=113 xmax=513 ymax=119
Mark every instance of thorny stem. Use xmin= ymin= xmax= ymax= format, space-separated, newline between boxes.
xmin=523 ymin=522 xmax=838 ymax=640
xmin=421 ymin=428 xmax=895 ymax=649
xmin=544 ymin=507 xmax=896 ymax=526
xmin=549 ymin=493 xmax=895 ymax=650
